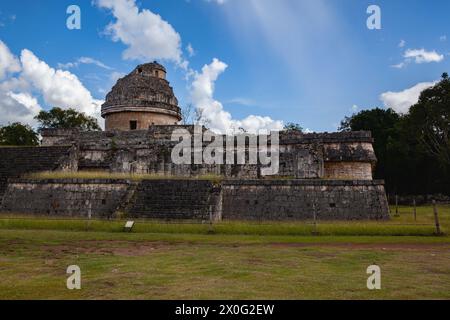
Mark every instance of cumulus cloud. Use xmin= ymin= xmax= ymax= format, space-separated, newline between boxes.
xmin=191 ymin=58 xmax=283 ymax=134
xmin=404 ymin=48 xmax=444 ymax=64
xmin=20 ymin=49 xmax=103 ymax=119
xmin=5 ymin=92 xmax=42 ymax=125
xmin=391 ymin=62 xmax=406 ymax=69
xmin=186 ymin=43 xmax=195 ymax=57
xmin=0 ymin=40 xmax=21 ymax=79
xmin=0 ymin=40 xmax=103 ymax=127
xmin=0 ymin=91 xmax=42 ymax=126
xmin=380 ymin=81 xmax=437 ymax=114
xmin=96 ymin=0 xmax=186 ymax=67
xmin=392 ymin=48 xmax=444 ymax=69
xmin=58 ymin=57 xmax=112 ymax=70
xmin=227 ymin=97 xmax=256 ymax=107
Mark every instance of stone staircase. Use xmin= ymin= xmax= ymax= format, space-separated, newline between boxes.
xmin=129 ymin=180 xmax=221 ymax=220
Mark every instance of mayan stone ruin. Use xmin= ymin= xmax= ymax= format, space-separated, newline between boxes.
xmin=0 ymin=62 xmax=389 ymax=220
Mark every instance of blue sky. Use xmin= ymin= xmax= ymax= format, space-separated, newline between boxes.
xmin=0 ymin=0 xmax=449 ymax=132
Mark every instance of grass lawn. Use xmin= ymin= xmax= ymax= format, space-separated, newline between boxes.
xmin=0 ymin=205 xmax=449 ymax=237
xmin=0 ymin=205 xmax=449 ymax=300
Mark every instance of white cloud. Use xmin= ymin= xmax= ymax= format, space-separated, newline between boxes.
xmin=186 ymin=43 xmax=195 ymax=57
xmin=0 ymin=40 xmax=103 ymax=128
xmin=109 ymin=71 xmax=125 ymax=83
xmin=58 ymin=57 xmax=112 ymax=70
xmin=0 ymin=40 xmax=21 ymax=79
xmin=5 ymin=92 xmax=42 ymax=125
xmin=404 ymin=48 xmax=444 ymax=64
xmin=20 ymin=49 xmax=103 ymax=120
xmin=380 ymin=81 xmax=437 ymax=114
xmin=191 ymin=58 xmax=283 ymax=134
xmin=398 ymin=40 xmax=406 ymax=48
xmin=7 ymin=92 xmax=41 ymax=115
xmin=227 ymin=97 xmax=256 ymax=106
xmin=0 ymin=91 xmax=41 ymax=126
xmin=205 ymin=0 xmax=228 ymax=4
xmin=392 ymin=48 xmax=444 ymax=69
xmin=391 ymin=62 xmax=406 ymax=69
xmin=96 ymin=0 xmax=186 ymax=67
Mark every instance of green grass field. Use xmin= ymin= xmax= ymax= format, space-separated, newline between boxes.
xmin=0 ymin=205 xmax=449 ymax=300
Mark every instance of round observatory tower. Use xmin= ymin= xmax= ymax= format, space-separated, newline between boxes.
xmin=101 ymin=62 xmax=182 ymax=131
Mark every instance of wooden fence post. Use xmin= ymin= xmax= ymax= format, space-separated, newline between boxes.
xmin=312 ymin=203 xmax=318 ymax=235
xmin=387 ymin=194 xmax=391 ymax=214
xmin=395 ymin=195 xmax=399 ymax=217
xmin=413 ymin=198 xmax=417 ymax=222
xmin=432 ymin=200 xmax=442 ymax=235
xmin=208 ymin=205 xmax=214 ymax=234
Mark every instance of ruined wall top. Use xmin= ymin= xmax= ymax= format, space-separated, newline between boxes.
xmin=37 ymin=127 xmax=377 ymax=178
xmin=40 ymin=127 xmax=374 ymax=147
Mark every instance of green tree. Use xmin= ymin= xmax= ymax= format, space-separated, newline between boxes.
xmin=283 ymin=122 xmax=303 ymax=132
xmin=35 ymin=107 xmax=101 ymax=132
xmin=339 ymin=108 xmax=401 ymax=184
xmin=339 ymin=74 xmax=450 ymax=196
xmin=405 ymin=74 xmax=450 ymax=170
xmin=0 ymin=122 xmax=39 ymax=146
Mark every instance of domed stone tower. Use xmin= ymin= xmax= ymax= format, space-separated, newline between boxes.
xmin=101 ymin=62 xmax=182 ymax=131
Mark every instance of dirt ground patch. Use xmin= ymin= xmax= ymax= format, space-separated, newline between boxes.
xmin=270 ymin=242 xmax=450 ymax=251
xmin=36 ymin=240 xmax=172 ymax=257
xmin=33 ymin=240 xmax=450 ymax=257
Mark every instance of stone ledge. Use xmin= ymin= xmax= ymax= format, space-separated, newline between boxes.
xmin=222 ymin=179 xmax=386 ymax=186
xmin=7 ymin=178 xmax=132 ymax=184
xmin=280 ymin=131 xmax=374 ymax=144
xmin=7 ymin=178 xmax=386 ymax=186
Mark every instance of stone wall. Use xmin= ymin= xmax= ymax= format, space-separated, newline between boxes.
xmin=40 ymin=128 xmax=376 ymax=180
xmin=0 ymin=178 xmax=389 ymax=221
xmin=324 ymin=162 xmax=373 ymax=180
xmin=105 ymin=110 xmax=180 ymax=131
xmin=0 ymin=146 xmax=74 ymax=200
xmin=221 ymin=180 xmax=389 ymax=220
xmin=0 ymin=179 xmax=130 ymax=218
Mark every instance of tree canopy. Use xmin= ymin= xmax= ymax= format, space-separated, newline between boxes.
xmin=340 ymin=74 xmax=450 ymax=196
xmin=283 ymin=122 xmax=303 ymax=132
xmin=0 ymin=123 xmax=39 ymax=146
xmin=406 ymin=73 xmax=450 ymax=169
xmin=35 ymin=107 xmax=101 ymax=132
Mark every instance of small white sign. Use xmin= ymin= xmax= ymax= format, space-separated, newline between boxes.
xmin=124 ymin=221 xmax=135 ymax=232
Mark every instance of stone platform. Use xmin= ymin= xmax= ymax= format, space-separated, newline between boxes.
xmin=0 ymin=178 xmax=389 ymax=221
